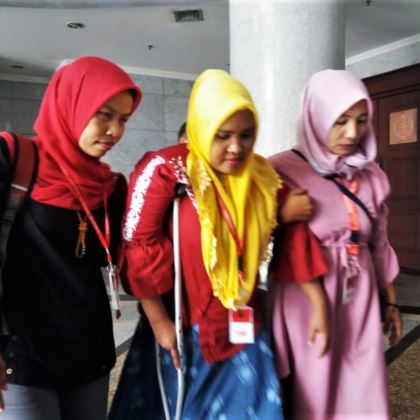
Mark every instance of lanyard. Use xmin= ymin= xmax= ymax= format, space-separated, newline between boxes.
xmin=60 ymin=167 xmax=121 ymax=317
xmin=60 ymin=167 xmax=112 ymax=264
xmin=335 ymin=177 xmax=360 ymax=257
xmin=215 ymin=190 xmax=245 ymax=283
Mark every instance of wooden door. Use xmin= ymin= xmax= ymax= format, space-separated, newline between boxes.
xmin=377 ymin=90 xmax=420 ymax=270
xmin=365 ymin=65 xmax=420 ymax=272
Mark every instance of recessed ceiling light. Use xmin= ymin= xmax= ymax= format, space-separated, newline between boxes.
xmin=11 ymin=65 xmax=24 ymax=69
xmin=66 ymin=22 xmax=85 ymax=29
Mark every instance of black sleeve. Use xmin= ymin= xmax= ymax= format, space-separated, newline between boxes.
xmin=0 ymin=137 xmax=12 ymax=221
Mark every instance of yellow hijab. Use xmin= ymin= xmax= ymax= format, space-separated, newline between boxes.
xmin=186 ymin=69 xmax=280 ymax=309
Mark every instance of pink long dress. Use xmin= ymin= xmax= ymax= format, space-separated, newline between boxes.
xmin=269 ymin=150 xmax=399 ymax=420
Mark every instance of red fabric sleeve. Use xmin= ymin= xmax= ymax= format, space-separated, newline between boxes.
xmin=271 ymin=222 xmax=328 ymax=282
xmin=271 ymin=182 xmax=328 ymax=282
xmin=120 ymin=151 xmax=178 ymax=298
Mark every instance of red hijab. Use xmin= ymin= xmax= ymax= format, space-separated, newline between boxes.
xmin=31 ymin=56 xmax=142 ymax=209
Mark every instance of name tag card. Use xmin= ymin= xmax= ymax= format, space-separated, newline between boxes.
xmin=228 ymin=305 xmax=254 ymax=344
xmin=342 ymin=276 xmax=356 ymax=304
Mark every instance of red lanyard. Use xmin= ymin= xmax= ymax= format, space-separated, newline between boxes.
xmin=215 ymin=190 xmax=245 ymax=283
xmin=335 ymin=177 xmax=360 ymax=257
xmin=60 ymin=167 xmax=112 ymax=265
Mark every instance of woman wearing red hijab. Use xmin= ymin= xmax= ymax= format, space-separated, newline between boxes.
xmin=0 ymin=56 xmax=141 ymax=419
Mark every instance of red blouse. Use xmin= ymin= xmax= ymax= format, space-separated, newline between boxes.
xmin=121 ymin=143 xmax=326 ymax=363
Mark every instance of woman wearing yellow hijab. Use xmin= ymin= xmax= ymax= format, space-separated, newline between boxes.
xmin=186 ymin=69 xmax=280 ymax=310
xmin=110 ymin=69 xmax=289 ymax=419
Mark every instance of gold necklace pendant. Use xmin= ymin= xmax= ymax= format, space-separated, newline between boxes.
xmin=75 ymin=211 xmax=88 ymax=257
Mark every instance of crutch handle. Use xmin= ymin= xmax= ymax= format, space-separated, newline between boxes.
xmin=175 ymin=183 xmax=187 ymax=198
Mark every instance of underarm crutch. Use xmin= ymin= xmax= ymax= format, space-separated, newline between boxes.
xmin=156 ymin=183 xmax=187 ymax=420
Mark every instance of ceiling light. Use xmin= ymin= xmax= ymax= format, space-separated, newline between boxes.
xmin=66 ymin=22 xmax=85 ymax=29
xmin=173 ymin=10 xmax=204 ymax=23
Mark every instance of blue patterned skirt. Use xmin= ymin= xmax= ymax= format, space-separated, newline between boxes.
xmin=109 ymin=320 xmax=283 ymax=420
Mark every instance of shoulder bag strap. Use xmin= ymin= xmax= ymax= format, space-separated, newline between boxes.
xmin=291 ymin=148 xmax=375 ymax=225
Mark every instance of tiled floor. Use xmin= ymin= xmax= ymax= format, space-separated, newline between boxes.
xmin=389 ymin=335 xmax=420 ymax=419
xmin=108 ymin=294 xmax=138 ymax=407
xmin=112 ymin=297 xmax=139 ymax=352
xmin=109 ymin=273 xmax=420 ymax=418
xmin=395 ymin=273 xmax=420 ymax=309
xmin=388 ymin=273 xmax=420 ymax=419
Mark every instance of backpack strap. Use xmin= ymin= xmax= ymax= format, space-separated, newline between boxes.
xmin=0 ymin=133 xmax=38 ymax=333
xmin=3 ymin=133 xmax=38 ymax=211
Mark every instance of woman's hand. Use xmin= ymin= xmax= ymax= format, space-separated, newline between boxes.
xmin=308 ymin=297 xmax=330 ymax=358
xmin=380 ymin=284 xmax=402 ymax=347
xmin=0 ymin=354 xmax=7 ymax=411
xmin=140 ymin=296 xmax=181 ymax=369
xmin=383 ymin=305 xmax=402 ymax=347
xmin=151 ymin=318 xmax=181 ymax=369
xmin=280 ymin=188 xmax=313 ymax=224
xmin=297 ymin=278 xmax=330 ymax=357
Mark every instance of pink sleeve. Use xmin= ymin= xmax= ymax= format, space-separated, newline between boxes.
xmin=120 ymin=152 xmax=177 ymax=298
xmin=363 ymin=163 xmax=399 ymax=288
xmin=370 ymin=203 xmax=399 ymax=289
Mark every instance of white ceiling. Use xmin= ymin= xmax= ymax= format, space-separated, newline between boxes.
xmin=345 ymin=0 xmax=420 ymax=56
xmin=0 ymin=0 xmax=420 ymax=81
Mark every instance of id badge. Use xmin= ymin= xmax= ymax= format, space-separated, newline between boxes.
xmin=106 ymin=264 xmax=121 ymax=318
xmin=228 ymin=305 xmax=254 ymax=344
xmin=342 ymin=276 xmax=356 ymax=304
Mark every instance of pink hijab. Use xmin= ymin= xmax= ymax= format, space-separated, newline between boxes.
xmin=296 ymin=69 xmax=376 ymax=180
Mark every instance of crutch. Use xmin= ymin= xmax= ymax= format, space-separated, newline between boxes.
xmin=156 ymin=183 xmax=187 ymax=420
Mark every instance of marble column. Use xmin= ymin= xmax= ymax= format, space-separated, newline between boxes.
xmin=230 ymin=0 xmax=345 ymax=157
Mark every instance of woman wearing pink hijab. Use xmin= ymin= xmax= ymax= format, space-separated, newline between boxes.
xmin=269 ymin=69 xmax=402 ymax=419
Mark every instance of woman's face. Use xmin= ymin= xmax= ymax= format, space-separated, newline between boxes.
xmin=326 ymin=99 xmax=369 ymax=157
xmin=209 ymin=109 xmax=256 ymax=176
xmin=78 ymin=90 xmax=134 ymax=158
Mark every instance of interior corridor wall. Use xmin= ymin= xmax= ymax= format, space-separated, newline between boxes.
xmin=346 ymin=37 xmax=420 ymax=79
xmin=0 ymin=80 xmax=46 ymax=137
xmin=0 ymin=74 xmax=192 ymax=179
